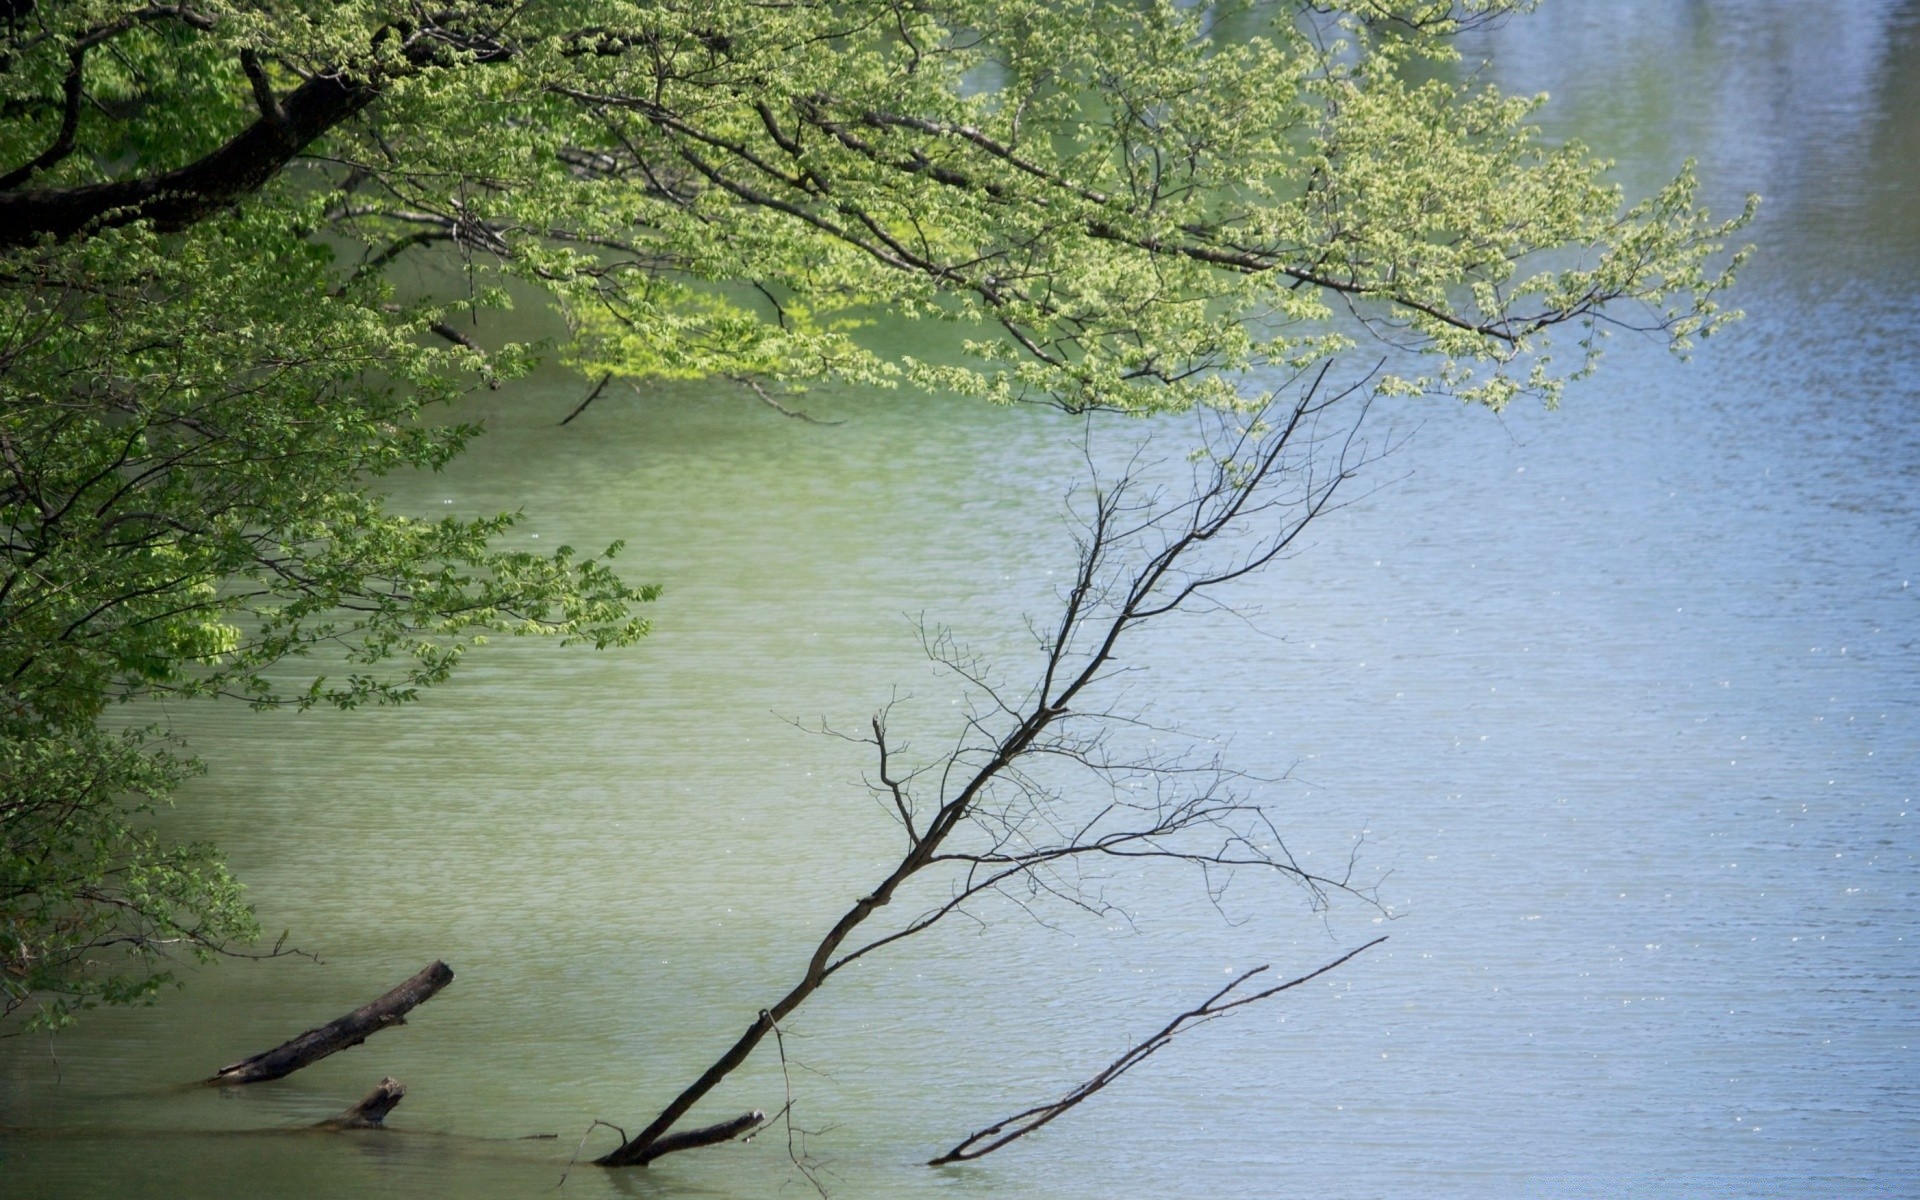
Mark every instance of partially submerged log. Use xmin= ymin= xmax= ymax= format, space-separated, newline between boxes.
xmin=594 ymin=1110 xmax=765 ymax=1167
xmin=318 ymin=1077 xmax=406 ymax=1129
xmin=207 ymin=961 xmax=454 ymax=1085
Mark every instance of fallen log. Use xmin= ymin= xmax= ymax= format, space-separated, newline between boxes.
xmin=318 ymin=1077 xmax=406 ymax=1129
xmin=594 ymin=1110 xmax=765 ymax=1167
xmin=207 ymin=961 xmax=454 ymax=1086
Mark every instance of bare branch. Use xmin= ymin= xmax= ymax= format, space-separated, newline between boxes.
xmin=728 ymin=374 xmax=844 ymax=425
xmin=560 ymin=372 xmax=613 ymax=426
xmin=595 ymin=374 xmax=1388 ymax=1167
xmin=929 ymin=936 xmax=1389 ymax=1164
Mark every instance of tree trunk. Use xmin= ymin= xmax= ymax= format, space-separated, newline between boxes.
xmin=318 ymin=1077 xmax=406 ymax=1129
xmin=206 ymin=961 xmax=454 ymax=1085
xmin=0 ymin=72 xmax=379 ymax=249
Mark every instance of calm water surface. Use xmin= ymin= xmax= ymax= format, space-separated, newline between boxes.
xmin=4 ymin=3 xmax=1917 ymax=1196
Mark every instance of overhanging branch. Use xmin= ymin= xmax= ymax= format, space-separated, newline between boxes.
xmin=0 ymin=70 xmax=379 ymax=247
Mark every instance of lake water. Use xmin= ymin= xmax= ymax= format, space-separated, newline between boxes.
xmin=3 ymin=3 xmax=1916 ymax=1197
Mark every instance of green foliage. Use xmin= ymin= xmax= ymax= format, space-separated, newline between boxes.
xmin=0 ymin=0 xmax=1751 ymax=1024
xmin=0 ymin=211 xmax=651 ymax=1027
xmin=1 ymin=212 xmax=652 ymax=724
xmin=1 ymin=722 xmax=254 ymax=1032
xmin=1 ymin=0 xmax=1751 ymax=413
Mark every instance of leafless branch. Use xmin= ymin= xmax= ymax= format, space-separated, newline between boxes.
xmin=596 ymin=369 xmax=1391 ymax=1169
xmin=768 ymin=1012 xmax=831 ymax=1198
xmin=929 ymin=935 xmax=1388 ymax=1164
xmin=560 ymin=372 xmax=613 ymax=426
xmin=727 ymin=374 xmax=844 ymax=425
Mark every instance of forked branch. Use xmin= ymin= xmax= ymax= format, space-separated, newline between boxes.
xmin=596 ymin=371 xmax=1387 ymax=1168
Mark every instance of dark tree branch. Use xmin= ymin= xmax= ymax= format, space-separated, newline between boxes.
xmin=239 ymin=49 xmax=290 ymax=135
xmin=560 ymin=371 xmax=613 ymax=426
xmin=339 ymin=228 xmax=452 ymax=291
xmin=0 ymin=46 xmax=88 ymax=191
xmin=728 ymin=374 xmax=843 ymax=425
xmin=0 ymin=66 xmax=379 ymax=246
xmin=428 ymin=321 xmax=483 ymax=353
xmin=598 ymin=1109 xmax=766 ymax=1166
xmin=928 ymin=936 xmax=1388 ymax=1164
xmin=0 ymin=16 xmax=519 ymax=248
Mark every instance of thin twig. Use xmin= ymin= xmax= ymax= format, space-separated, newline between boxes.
xmin=560 ymin=371 xmax=613 ymax=425
xmin=727 ymin=374 xmax=844 ymax=425
xmin=768 ymin=1011 xmax=829 ymax=1198
xmin=555 ymin=1119 xmax=628 ymax=1189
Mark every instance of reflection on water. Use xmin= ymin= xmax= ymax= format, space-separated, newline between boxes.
xmin=4 ymin=3 xmax=1916 ymax=1196
xmin=1471 ymin=0 xmax=1920 ymax=270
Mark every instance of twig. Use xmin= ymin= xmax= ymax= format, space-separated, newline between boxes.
xmin=727 ymin=374 xmax=843 ymax=425
xmin=768 ymin=1011 xmax=829 ymax=1198
xmin=217 ymin=928 xmax=323 ymax=965
xmin=555 ymin=1119 xmax=628 ymax=1189
xmin=560 ymin=371 xmax=613 ymax=426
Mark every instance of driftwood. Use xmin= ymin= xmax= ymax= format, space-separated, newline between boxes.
xmin=207 ymin=961 xmax=454 ymax=1085
xmin=318 ymin=1077 xmax=407 ymax=1129
xmin=594 ymin=1110 xmax=765 ymax=1167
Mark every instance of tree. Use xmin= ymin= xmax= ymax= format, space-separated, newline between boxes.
xmin=592 ymin=371 xmax=1394 ymax=1170
xmin=2 ymin=0 xmax=1748 ymax=1027
xmin=0 ymin=215 xmax=652 ymax=1028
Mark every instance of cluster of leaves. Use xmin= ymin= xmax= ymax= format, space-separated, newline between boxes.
xmin=2 ymin=213 xmax=650 ymax=721
xmin=0 ymin=722 xmax=253 ymax=1031
xmin=0 ymin=0 xmax=1749 ymax=1026
xmin=368 ymin=0 xmax=1750 ymax=410
xmin=2 ymin=1 xmax=1750 ymax=410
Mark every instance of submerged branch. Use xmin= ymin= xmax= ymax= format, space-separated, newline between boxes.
xmin=318 ymin=1077 xmax=407 ymax=1129
xmin=594 ymin=1109 xmax=765 ymax=1166
xmin=929 ymin=936 xmax=1388 ymax=1164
